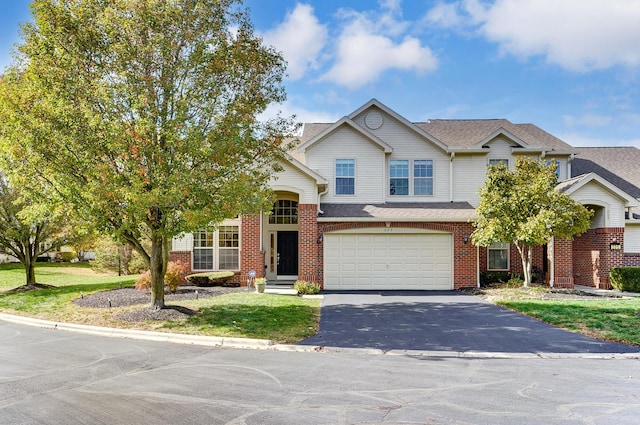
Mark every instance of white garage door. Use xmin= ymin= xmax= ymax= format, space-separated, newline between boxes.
xmin=324 ymin=232 xmax=453 ymax=290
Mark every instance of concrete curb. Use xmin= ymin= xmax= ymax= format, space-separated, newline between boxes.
xmin=1 ymin=313 xmax=638 ymax=360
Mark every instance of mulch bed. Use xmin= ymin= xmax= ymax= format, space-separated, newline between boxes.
xmin=73 ymin=285 xmax=245 ymax=322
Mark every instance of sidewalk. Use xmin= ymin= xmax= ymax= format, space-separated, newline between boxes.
xmin=574 ymin=285 xmax=640 ymax=297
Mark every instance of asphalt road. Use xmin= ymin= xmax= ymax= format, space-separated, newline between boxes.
xmin=298 ymin=291 xmax=640 ymax=353
xmin=1 ymin=321 xmax=639 ymax=424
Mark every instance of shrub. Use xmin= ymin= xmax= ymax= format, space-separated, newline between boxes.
xmin=134 ymin=261 xmax=188 ymax=293
xmin=185 ymin=271 xmax=236 ymax=286
xmin=609 ymin=267 xmax=640 ymax=292
xmin=294 ymin=280 xmax=321 ymax=295
xmin=60 ymin=251 xmax=77 ymax=262
xmin=135 ymin=270 xmax=151 ymax=292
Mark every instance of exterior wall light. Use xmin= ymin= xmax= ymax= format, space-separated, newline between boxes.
xmin=610 ymin=239 xmax=622 ymax=250
xmin=463 ymin=234 xmax=469 ymax=244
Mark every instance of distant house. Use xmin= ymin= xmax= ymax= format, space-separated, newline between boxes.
xmin=171 ymin=99 xmax=640 ymax=290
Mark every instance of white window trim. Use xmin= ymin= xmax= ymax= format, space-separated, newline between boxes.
xmin=488 ymin=158 xmax=509 ymax=167
xmin=192 ymin=219 xmax=241 ymax=271
xmin=389 ymin=159 xmax=434 ymax=197
xmin=487 ymin=242 xmax=510 ymax=271
xmin=335 ymin=158 xmax=356 ymax=196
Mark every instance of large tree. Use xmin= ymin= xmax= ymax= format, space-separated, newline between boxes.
xmin=0 ymin=176 xmax=67 ymax=285
xmin=0 ymin=0 xmax=294 ymax=308
xmin=472 ymin=157 xmax=592 ymax=287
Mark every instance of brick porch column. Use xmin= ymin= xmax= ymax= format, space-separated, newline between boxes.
xmin=552 ymin=237 xmax=574 ymax=288
xmin=240 ymin=214 xmax=264 ymax=285
xmin=298 ymin=204 xmax=319 ymax=283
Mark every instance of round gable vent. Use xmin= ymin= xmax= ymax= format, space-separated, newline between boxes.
xmin=365 ymin=111 xmax=383 ymax=130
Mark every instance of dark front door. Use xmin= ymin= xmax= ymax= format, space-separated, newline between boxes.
xmin=277 ymin=231 xmax=298 ymax=276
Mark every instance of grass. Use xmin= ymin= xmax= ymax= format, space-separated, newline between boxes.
xmin=161 ymin=293 xmax=320 ymax=343
xmin=0 ymin=262 xmax=321 ymax=344
xmin=498 ymin=298 xmax=640 ymax=346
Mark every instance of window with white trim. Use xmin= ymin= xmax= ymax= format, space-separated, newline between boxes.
xmin=269 ymin=200 xmax=298 ymax=224
xmin=414 ymin=160 xmax=433 ymax=195
xmin=390 ymin=159 xmax=433 ymax=196
xmin=193 ymin=225 xmax=240 ymax=271
xmin=335 ymin=159 xmax=355 ymax=195
xmin=489 ymin=159 xmax=509 ymax=167
xmin=488 ymin=242 xmax=509 ymax=270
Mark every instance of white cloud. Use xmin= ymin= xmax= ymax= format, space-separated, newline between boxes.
xmin=262 ymin=4 xmax=328 ymax=80
xmin=560 ymin=133 xmax=640 ymax=148
xmin=478 ymin=0 xmax=640 ymax=71
xmin=428 ymin=0 xmax=640 ymax=72
xmin=321 ymin=7 xmax=438 ymax=89
xmin=563 ymin=114 xmax=613 ymax=128
xmin=259 ymin=101 xmax=340 ymax=125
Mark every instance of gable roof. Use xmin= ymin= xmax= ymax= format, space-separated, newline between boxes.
xmin=296 ymin=116 xmax=392 ymax=153
xmin=283 ymin=154 xmax=328 ymax=186
xmin=572 ymin=147 xmax=640 ymax=199
xmin=348 ymin=99 xmax=450 ymax=152
xmin=415 ymin=119 xmax=575 ymax=152
xmin=557 ymin=173 xmax=639 ymax=207
xmin=318 ymin=202 xmax=476 ymax=222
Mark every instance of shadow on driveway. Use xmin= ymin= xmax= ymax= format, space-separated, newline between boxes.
xmin=297 ymin=291 xmax=640 ymax=353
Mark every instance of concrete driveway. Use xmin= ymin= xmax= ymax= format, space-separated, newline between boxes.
xmin=298 ymin=291 xmax=640 ymax=354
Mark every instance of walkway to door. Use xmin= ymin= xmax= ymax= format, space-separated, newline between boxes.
xmin=297 ymin=291 xmax=640 ymax=353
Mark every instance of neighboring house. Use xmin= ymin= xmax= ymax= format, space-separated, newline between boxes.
xmin=170 ymin=99 xmax=640 ymax=290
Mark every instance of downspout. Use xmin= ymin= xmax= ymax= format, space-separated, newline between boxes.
xmin=568 ymin=153 xmax=574 ymax=179
xmin=549 ymin=236 xmax=555 ymax=288
xmin=449 ymin=152 xmax=455 ymax=203
xmin=317 ymin=185 xmax=328 ymax=215
xmin=477 ymin=244 xmax=480 ymax=288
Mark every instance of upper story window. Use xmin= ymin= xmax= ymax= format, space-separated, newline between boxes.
xmin=546 ymin=160 xmax=560 ymax=178
xmin=390 ymin=160 xmax=433 ymax=196
xmin=193 ymin=226 xmax=240 ymax=271
xmin=414 ymin=160 xmax=433 ymax=195
xmin=269 ymin=199 xmax=298 ymax=224
xmin=335 ymin=159 xmax=355 ymax=195
xmin=489 ymin=159 xmax=509 ymax=167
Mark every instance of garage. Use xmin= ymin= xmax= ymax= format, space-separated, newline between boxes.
xmin=323 ymin=231 xmax=453 ymax=290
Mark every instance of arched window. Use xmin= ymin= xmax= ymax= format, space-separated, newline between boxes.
xmin=269 ymin=200 xmax=298 ymax=224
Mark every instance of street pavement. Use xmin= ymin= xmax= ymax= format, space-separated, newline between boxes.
xmin=298 ymin=291 xmax=640 ymax=353
xmin=1 ymin=321 xmax=639 ymax=425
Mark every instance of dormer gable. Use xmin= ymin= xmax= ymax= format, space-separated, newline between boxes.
xmin=349 ymin=99 xmax=449 ymax=152
xmin=296 ymin=116 xmax=392 ymax=154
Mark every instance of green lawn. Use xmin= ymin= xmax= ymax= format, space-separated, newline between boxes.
xmin=499 ymin=298 xmax=640 ymax=346
xmin=0 ymin=262 xmax=321 ymax=344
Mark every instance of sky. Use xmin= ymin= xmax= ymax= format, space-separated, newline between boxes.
xmin=2 ymin=0 xmax=639 ymax=148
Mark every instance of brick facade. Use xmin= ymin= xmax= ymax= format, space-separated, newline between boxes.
xmin=298 ymin=204 xmax=320 ymax=282
xmin=551 ymin=237 xmax=574 ymax=288
xmin=573 ymin=228 xmax=624 ymax=288
xmin=624 ymin=253 xmax=640 ymax=267
xmin=239 ymin=214 xmax=264 ymax=286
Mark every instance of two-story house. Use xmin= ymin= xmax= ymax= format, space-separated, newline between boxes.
xmin=171 ymin=99 xmax=640 ymax=290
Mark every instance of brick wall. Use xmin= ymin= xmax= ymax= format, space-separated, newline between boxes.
xmin=624 ymin=253 xmax=640 ymax=267
xmin=317 ymin=221 xmax=477 ymax=289
xmin=298 ymin=204 xmax=320 ymax=282
xmin=553 ymin=238 xmax=574 ymax=288
xmin=239 ymin=214 xmax=264 ymax=286
xmin=169 ymin=251 xmax=191 ymax=275
xmin=573 ymin=228 xmax=624 ymax=288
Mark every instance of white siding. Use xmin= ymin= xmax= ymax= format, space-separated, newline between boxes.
xmin=172 ymin=233 xmax=194 ymax=251
xmin=306 ymin=126 xmax=385 ymax=203
xmin=352 ymin=111 xmax=450 ymax=202
xmin=569 ymin=183 xmax=625 ymax=227
xmin=486 ymin=138 xmax=516 ymax=165
xmin=269 ymin=161 xmax=318 ymax=204
xmin=625 ymin=223 xmax=640 ymax=253
xmin=451 ymin=154 xmax=487 ymax=207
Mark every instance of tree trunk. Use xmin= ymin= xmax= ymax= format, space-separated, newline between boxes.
xmin=149 ymin=231 xmax=166 ymax=309
xmin=25 ymin=257 xmax=36 ymax=285
xmin=519 ymin=245 xmax=534 ymax=287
